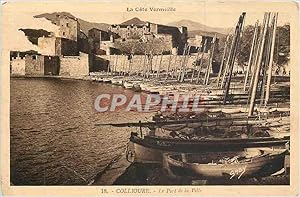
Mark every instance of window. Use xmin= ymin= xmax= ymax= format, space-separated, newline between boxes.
xmin=62 ymin=32 xmax=65 ymax=36
xmin=66 ymin=23 xmax=69 ymax=27
xmin=32 ymin=56 xmax=36 ymax=60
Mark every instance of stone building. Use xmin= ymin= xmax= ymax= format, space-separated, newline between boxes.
xmin=78 ymin=31 xmax=90 ymax=54
xmin=88 ymin=28 xmax=111 ymax=55
xmin=37 ymin=14 xmax=80 ymax=56
xmin=109 ymin=22 xmax=188 ymax=54
xmin=24 ymin=54 xmax=60 ymax=75
xmin=10 ymin=51 xmax=37 ymax=75
xmin=10 ymin=53 xmax=26 ymax=75
xmin=109 ymin=23 xmax=149 ymax=40
xmin=52 ymin=14 xmax=79 ymax=41
xmin=188 ymin=34 xmax=219 ymax=54
xmin=38 ymin=36 xmax=79 ymax=56
xmin=60 ymin=52 xmax=89 ymax=76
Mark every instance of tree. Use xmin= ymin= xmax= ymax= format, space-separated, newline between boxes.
xmin=236 ymin=25 xmax=256 ymax=66
xmin=214 ymin=24 xmax=290 ymax=69
xmin=274 ymin=24 xmax=290 ymax=66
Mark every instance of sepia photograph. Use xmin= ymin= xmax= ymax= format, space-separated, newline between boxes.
xmin=1 ymin=0 xmax=299 ymax=196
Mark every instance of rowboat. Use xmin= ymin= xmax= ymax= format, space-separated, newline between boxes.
xmin=111 ymin=77 xmax=123 ymax=85
xmin=128 ymin=132 xmax=289 ymax=163
xmin=139 ymin=83 xmax=151 ymax=91
xmin=164 ymin=148 xmax=287 ymax=179
xmin=123 ymin=81 xmax=134 ymax=89
xmin=96 ymin=77 xmax=104 ymax=82
xmin=133 ymin=83 xmax=141 ymax=91
xmin=102 ymin=78 xmax=111 ymax=83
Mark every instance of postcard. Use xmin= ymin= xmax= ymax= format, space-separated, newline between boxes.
xmin=1 ymin=0 xmax=299 ymax=196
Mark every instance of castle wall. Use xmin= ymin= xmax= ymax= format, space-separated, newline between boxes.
xmin=38 ymin=37 xmax=79 ymax=56
xmin=98 ymin=54 xmax=209 ymax=73
xmin=157 ymin=24 xmax=187 ymax=54
xmin=25 ymin=55 xmax=45 ymax=75
xmin=60 ymin=52 xmax=89 ymax=76
xmin=11 ymin=57 xmax=26 ymax=75
xmin=38 ymin=37 xmax=56 ymax=56
xmin=110 ymin=24 xmax=151 ymax=39
xmin=55 ymin=38 xmax=79 ymax=56
xmin=25 ymin=55 xmax=60 ymax=75
xmin=44 ymin=56 xmax=60 ymax=75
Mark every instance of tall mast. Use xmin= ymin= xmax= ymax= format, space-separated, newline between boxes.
xmin=248 ymin=12 xmax=270 ymax=116
xmin=204 ymin=34 xmax=217 ymax=85
xmin=191 ymin=42 xmax=203 ymax=82
xmin=196 ymin=39 xmax=208 ymax=84
xmin=180 ymin=45 xmax=191 ymax=82
xmin=223 ymin=12 xmax=246 ymax=104
xmin=217 ymin=35 xmax=229 ymax=86
xmin=265 ymin=13 xmax=278 ymax=106
xmin=243 ymin=20 xmax=259 ymax=91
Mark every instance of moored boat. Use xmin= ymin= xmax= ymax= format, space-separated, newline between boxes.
xmin=164 ymin=148 xmax=287 ymax=179
xmin=111 ymin=77 xmax=123 ymax=85
xmin=123 ymin=81 xmax=134 ymax=89
xmin=103 ymin=78 xmax=112 ymax=83
xmin=129 ymin=132 xmax=289 ymax=164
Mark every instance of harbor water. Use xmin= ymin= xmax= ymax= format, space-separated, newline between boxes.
xmin=10 ymin=78 xmax=153 ymax=185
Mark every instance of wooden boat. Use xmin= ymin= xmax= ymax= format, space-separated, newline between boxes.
xmin=96 ymin=77 xmax=104 ymax=82
xmin=123 ymin=81 xmax=134 ymax=89
xmin=139 ymin=83 xmax=151 ymax=91
xmin=221 ymin=108 xmax=242 ymax=114
xmin=103 ymin=78 xmax=111 ymax=83
xmin=164 ymin=148 xmax=287 ymax=179
xmin=146 ymin=86 xmax=160 ymax=94
xmin=111 ymin=77 xmax=123 ymax=85
xmin=133 ymin=83 xmax=141 ymax=91
xmin=129 ymin=132 xmax=289 ymax=163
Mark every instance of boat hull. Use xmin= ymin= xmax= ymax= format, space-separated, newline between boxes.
xmin=164 ymin=149 xmax=286 ymax=179
xmin=129 ymin=132 xmax=289 ymax=164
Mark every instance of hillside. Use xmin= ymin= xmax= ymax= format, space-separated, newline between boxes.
xmin=167 ymin=19 xmax=231 ymax=37
xmin=34 ymin=12 xmax=110 ymax=35
xmin=121 ymin=17 xmax=147 ymax=25
xmin=188 ymin=30 xmax=225 ymax=38
xmin=30 ymin=13 xmax=230 ymax=42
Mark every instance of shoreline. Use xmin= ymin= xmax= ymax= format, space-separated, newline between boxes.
xmin=10 ymin=74 xmax=92 ymax=81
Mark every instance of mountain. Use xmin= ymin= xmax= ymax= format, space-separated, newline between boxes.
xmin=34 ymin=12 xmax=110 ymax=35
xmin=167 ymin=19 xmax=231 ymax=37
xmin=121 ymin=17 xmax=147 ymax=25
xmin=33 ymin=13 xmax=230 ymax=39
